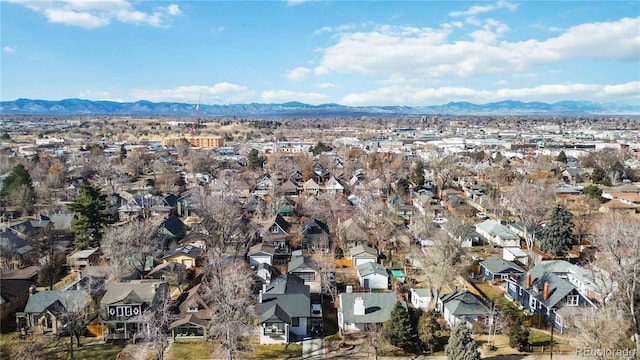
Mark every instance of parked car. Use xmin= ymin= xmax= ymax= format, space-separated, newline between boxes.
xmin=433 ymin=217 xmax=448 ymax=226
xmin=311 ymin=303 xmax=322 ymax=318
xmin=476 ymin=212 xmax=488 ymax=220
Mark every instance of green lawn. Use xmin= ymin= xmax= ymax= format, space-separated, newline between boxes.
xmin=528 ymin=329 xmax=552 ymax=346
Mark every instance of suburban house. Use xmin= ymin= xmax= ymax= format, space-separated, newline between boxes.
xmin=287 ymin=251 xmax=320 ymax=292
xmin=100 ymin=280 xmax=169 ymax=341
xmin=301 ymin=218 xmax=330 ymax=250
xmin=17 ymin=289 xmax=92 ymax=335
xmin=1 ymin=279 xmax=34 ymax=328
xmin=503 ymin=247 xmax=529 ymax=266
xmin=277 ymin=180 xmax=299 ymax=197
xmin=162 ymin=245 xmax=203 ymax=269
xmin=338 ymin=218 xmax=369 ymax=247
xmin=67 ymin=248 xmax=101 ymax=270
xmin=158 ymin=215 xmax=187 ymax=244
xmin=170 ymin=284 xmax=211 ymax=341
xmin=337 ymin=292 xmax=401 ymax=332
xmin=255 ymin=262 xmax=274 ymax=285
xmin=146 ymin=262 xmax=188 ymax=290
xmin=437 ymin=290 xmax=489 ymax=329
xmin=248 ymin=243 xmax=275 ymax=266
xmin=348 ymin=244 xmax=378 ymax=267
xmin=0 ymin=231 xmax=35 ymax=269
xmin=409 ymin=288 xmax=435 ymax=310
xmin=325 ymin=176 xmax=344 ymax=195
xmin=475 ymin=220 xmax=520 ymax=247
xmin=357 ymin=262 xmax=389 ymax=290
xmin=480 ymin=257 xmax=525 ymax=281
xmin=536 ymin=260 xmax=612 ymax=304
xmin=262 ymin=214 xmax=292 ymax=255
xmin=257 ymin=274 xmax=310 ymax=344
xmin=505 ymin=263 xmax=595 ymax=332
xmin=302 ymin=179 xmax=320 ymax=195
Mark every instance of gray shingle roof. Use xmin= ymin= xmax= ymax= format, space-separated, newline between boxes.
xmin=349 ymin=244 xmax=377 ymax=258
xmin=357 ymin=262 xmax=388 ymax=277
xmin=517 ymin=264 xmax=577 ymax=309
xmin=339 ymin=292 xmax=400 ymax=324
xmin=480 ymin=257 xmax=525 ymax=275
xmin=100 ymin=280 xmax=167 ymax=306
xmin=288 ymin=253 xmax=316 ymax=273
xmin=258 ymin=274 xmax=310 ymax=323
xmin=476 ymin=220 xmax=519 ymax=240
xmin=24 ymin=290 xmax=91 ymax=314
xmin=439 ymin=290 xmax=489 ymax=317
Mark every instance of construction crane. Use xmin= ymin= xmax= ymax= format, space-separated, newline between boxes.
xmin=190 ymin=95 xmax=201 ymax=145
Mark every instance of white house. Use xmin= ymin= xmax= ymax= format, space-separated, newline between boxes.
xmin=503 ymin=247 xmax=529 ymax=266
xmin=325 ymin=176 xmax=344 ymax=195
xmin=348 ymin=244 xmax=378 ymax=268
xmin=475 ymin=219 xmax=520 ymax=247
xmin=248 ymin=243 xmax=275 ymax=266
xmin=437 ymin=290 xmax=489 ymax=329
xmin=357 ymin=262 xmax=388 ymax=290
xmin=410 ymin=288 xmax=434 ymax=310
xmin=337 ymin=292 xmax=401 ymax=332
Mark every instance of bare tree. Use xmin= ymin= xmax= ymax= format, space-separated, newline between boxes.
xmin=142 ymin=287 xmax=174 ymax=360
xmin=354 ymin=192 xmax=395 ymax=256
xmin=101 ymin=220 xmax=160 ymax=280
xmin=91 ymin=157 xmax=129 ymax=195
xmin=429 ymin=154 xmax=456 ymax=199
xmin=486 ymin=303 xmax=509 ymax=349
xmin=592 ymin=215 xmax=640 ymax=355
xmin=201 ymin=258 xmax=256 ymax=360
xmin=362 ymin=323 xmax=383 ymax=360
xmin=559 ymin=304 xmax=630 ymax=359
xmin=309 ymin=243 xmax=338 ymax=303
xmin=502 ymin=178 xmax=555 ymax=260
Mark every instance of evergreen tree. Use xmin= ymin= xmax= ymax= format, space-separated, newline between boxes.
xmin=583 ymin=185 xmax=602 ymax=199
xmin=555 ymin=150 xmax=567 ymax=163
xmin=539 ymin=205 xmax=574 ymax=256
xmin=119 ymin=144 xmax=127 ymax=161
xmin=67 ymin=184 xmax=110 ymax=249
xmin=418 ymin=309 xmax=439 ymax=354
xmin=247 ymin=149 xmax=265 ymax=171
xmin=396 ymin=178 xmax=410 ymax=196
xmin=311 ymin=141 xmax=332 ymax=155
xmin=1 ymin=164 xmax=35 ymax=209
xmin=381 ymin=301 xmax=414 ymax=350
xmin=508 ymin=316 xmax=530 ymax=351
xmin=445 ymin=321 xmax=481 ymax=360
xmin=591 ymin=167 xmax=607 ymax=184
xmin=411 ymin=160 xmax=425 ymax=188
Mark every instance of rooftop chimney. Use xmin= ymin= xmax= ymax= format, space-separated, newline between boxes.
xmin=543 ymin=282 xmax=550 ymax=301
xmin=353 ymin=297 xmax=365 ymax=316
xmin=526 ymin=273 xmax=532 ymax=289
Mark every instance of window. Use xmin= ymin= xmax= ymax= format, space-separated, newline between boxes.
xmin=294 ymin=272 xmax=315 ymax=282
xmin=270 ymin=225 xmax=279 ymax=234
xmin=266 ymin=322 xmax=284 ymax=334
xmin=124 ymin=306 xmax=132 ymax=317
xmin=188 ymin=306 xmax=199 ymax=313
xmin=291 ymin=317 xmax=299 ymax=327
xmin=116 ymin=307 xmax=124 ymax=317
xmin=529 ymin=297 xmax=537 ymax=310
xmin=566 ymin=295 xmax=579 ymax=306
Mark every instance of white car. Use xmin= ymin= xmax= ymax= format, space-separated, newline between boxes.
xmin=433 ymin=217 xmax=448 ymax=225
xmin=311 ymin=304 xmax=322 ymax=318
xmin=476 ymin=212 xmax=488 ymax=220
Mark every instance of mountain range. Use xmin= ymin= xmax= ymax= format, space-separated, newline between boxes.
xmin=1 ymin=98 xmax=638 ymax=116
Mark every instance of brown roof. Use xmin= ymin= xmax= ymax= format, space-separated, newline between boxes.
xmin=607 ymin=192 xmax=640 ymax=203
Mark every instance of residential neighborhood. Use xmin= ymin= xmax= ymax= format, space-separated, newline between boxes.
xmin=1 ymin=113 xmax=639 ymax=360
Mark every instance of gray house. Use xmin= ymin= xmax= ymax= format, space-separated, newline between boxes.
xmin=437 ymin=290 xmax=489 ymax=329
xmin=257 ymin=274 xmax=310 ymax=344
xmin=338 ymin=292 xmax=401 ymax=332
xmin=480 ymin=257 xmax=525 ymax=281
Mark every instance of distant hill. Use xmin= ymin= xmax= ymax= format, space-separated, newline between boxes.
xmin=1 ymin=98 xmax=638 ymax=116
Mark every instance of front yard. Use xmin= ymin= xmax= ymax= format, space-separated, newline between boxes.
xmin=0 ymin=333 xmax=125 ymax=360
xmin=474 ymin=280 xmax=522 ymax=316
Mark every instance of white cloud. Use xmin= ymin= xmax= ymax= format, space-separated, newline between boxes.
xmin=287 ymin=0 xmax=307 ymax=6
xmin=262 ymin=90 xmax=330 ymax=104
xmin=210 ymin=25 xmax=225 ymax=34
xmin=3 ymin=46 xmax=16 ymax=53
xmin=79 ymin=89 xmax=113 ymax=100
xmin=286 ymin=67 xmax=311 ymax=81
xmin=131 ymin=83 xmax=251 ymax=103
xmin=7 ymin=0 xmax=181 ymax=29
xmin=316 ymin=82 xmax=336 ymax=89
xmin=449 ymin=0 xmax=518 ymax=18
xmin=315 ymin=17 xmax=640 ymax=81
xmin=339 ymin=81 xmax=640 ymax=106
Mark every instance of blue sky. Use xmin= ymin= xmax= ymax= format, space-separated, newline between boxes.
xmin=1 ymin=0 xmax=639 ymax=106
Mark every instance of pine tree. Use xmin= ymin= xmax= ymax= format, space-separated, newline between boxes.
xmin=1 ymin=164 xmax=35 ymax=210
xmin=418 ymin=309 xmax=439 ymax=354
xmin=539 ymin=205 xmax=575 ymax=256
xmin=411 ymin=160 xmax=425 ymax=188
xmin=247 ymin=149 xmax=265 ymax=171
xmin=445 ymin=321 xmax=481 ymax=360
xmin=555 ymin=151 xmax=567 ymax=163
xmin=508 ymin=316 xmax=530 ymax=351
xmin=68 ymin=184 xmax=110 ymax=249
xmin=381 ymin=301 xmax=414 ymax=350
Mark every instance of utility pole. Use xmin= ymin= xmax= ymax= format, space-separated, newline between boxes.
xmin=549 ymin=313 xmax=554 ymax=360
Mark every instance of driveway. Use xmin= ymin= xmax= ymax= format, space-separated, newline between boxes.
xmin=302 ymin=337 xmax=325 ymax=359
